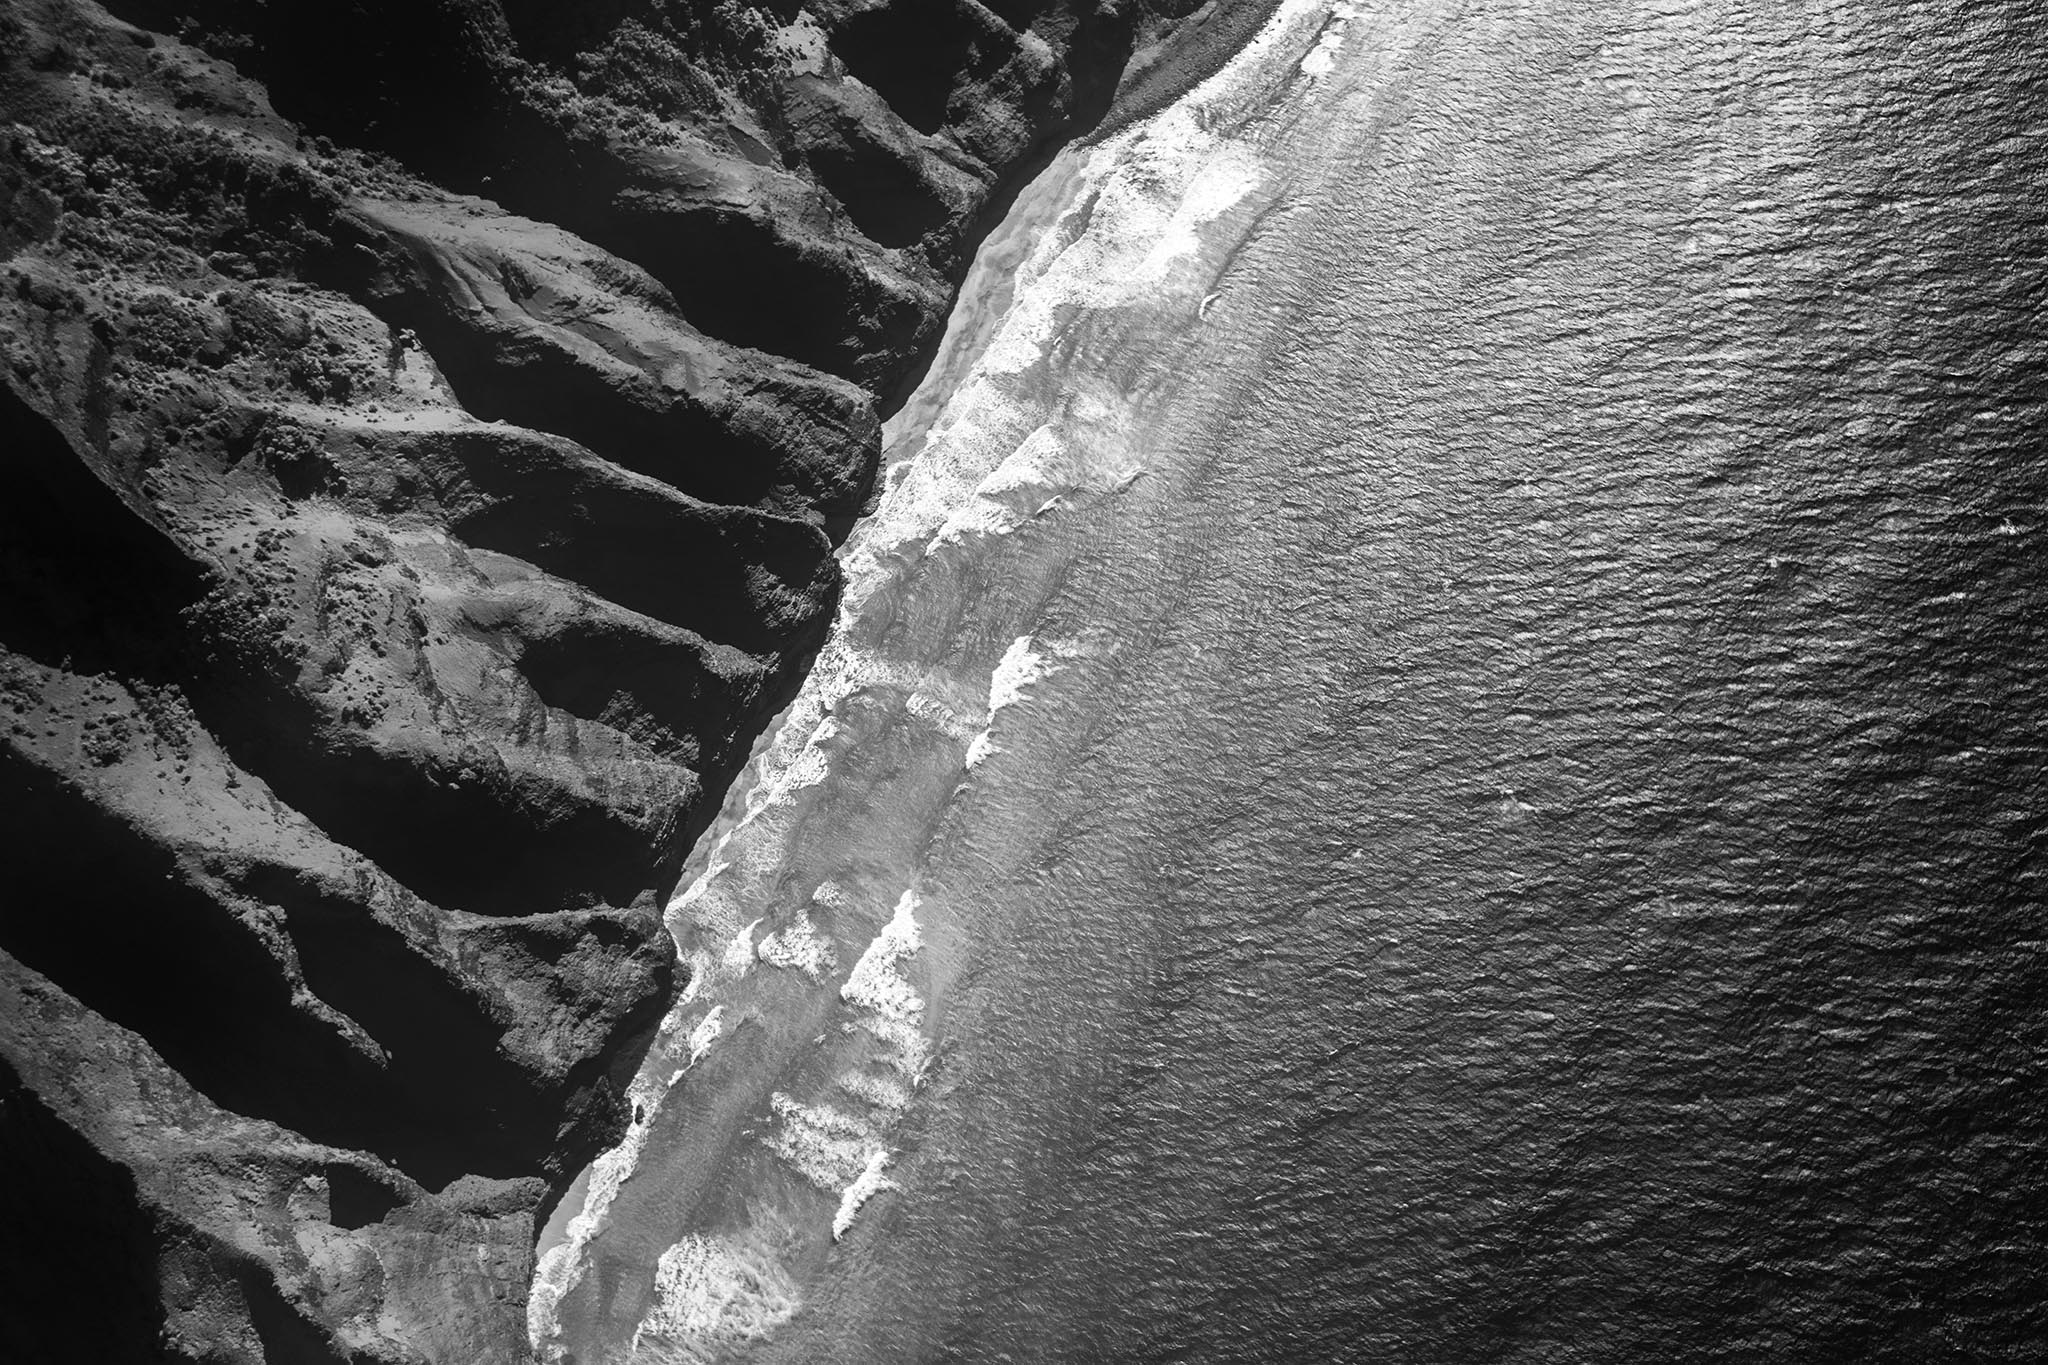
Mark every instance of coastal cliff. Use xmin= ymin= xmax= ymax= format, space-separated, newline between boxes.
xmin=0 ymin=1 xmax=1249 ymax=1357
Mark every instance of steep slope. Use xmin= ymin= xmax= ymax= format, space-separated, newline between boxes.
xmin=0 ymin=0 xmax=1233 ymax=1359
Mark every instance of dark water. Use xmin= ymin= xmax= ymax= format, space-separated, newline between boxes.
xmin=539 ymin=3 xmax=2048 ymax=1360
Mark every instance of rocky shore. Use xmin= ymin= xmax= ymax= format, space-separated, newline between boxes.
xmin=0 ymin=1 xmax=1251 ymax=1358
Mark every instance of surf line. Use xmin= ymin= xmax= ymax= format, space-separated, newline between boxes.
xmin=527 ymin=2 xmax=1349 ymax=1357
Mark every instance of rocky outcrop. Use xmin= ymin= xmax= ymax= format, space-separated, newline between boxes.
xmin=0 ymin=0 xmax=1229 ymax=1358
xmin=2 ymin=949 xmax=548 ymax=1361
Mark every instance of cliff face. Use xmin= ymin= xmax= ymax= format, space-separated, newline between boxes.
xmin=0 ymin=0 xmax=1219 ymax=1358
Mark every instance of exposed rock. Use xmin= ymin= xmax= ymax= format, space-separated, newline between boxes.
xmin=0 ymin=0 xmax=1234 ymax=1357
xmin=2 ymin=949 xmax=544 ymax=1362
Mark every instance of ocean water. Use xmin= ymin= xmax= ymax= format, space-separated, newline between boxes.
xmin=533 ymin=2 xmax=2048 ymax=1360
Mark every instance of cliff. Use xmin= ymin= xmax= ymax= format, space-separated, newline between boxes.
xmin=0 ymin=0 xmax=1249 ymax=1358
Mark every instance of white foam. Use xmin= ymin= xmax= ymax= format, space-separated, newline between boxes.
xmin=840 ymin=892 xmax=924 ymax=1021
xmin=722 ymin=918 xmax=762 ymax=975
xmin=630 ymin=1234 xmax=801 ymax=1354
xmin=833 ymin=1149 xmax=896 ymax=1241
xmin=841 ymin=0 xmax=1317 ymax=595
xmin=755 ymin=905 xmax=837 ymax=982
xmin=836 ymin=1066 xmax=914 ymax=1113
xmin=528 ymin=1243 xmax=576 ymax=1354
xmin=859 ymin=1013 xmax=935 ymax=1082
xmin=672 ymin=946 xmax=715 ymax=1010
xmin=766 ymin=1092 xmax=876 ymax=1193
xmin=929 ymin=425 xmax=1068 ymax=551
xmin=968 ymin=635 xmax=1061 ymax=768
xmin=669 ymin=858 xmax=729 ymax=916
xmin=733 ymin=718 xmax=832 ymax=834
xmin=687 ymin=1006 xmax=724 ymax=1065
xmin=529 ymin=1061 xmax=674 ymax=1355
xmin=667 ymin=860 xmax=733 ymax=992
xmin=988 ymin=635 xmax=1053 ymax=713
xmin=1213 ymin=0 xmax=1343 ymax=90
xmin=957 ymin=112 xmax=1263 ymax=390
xmin=1300 ymin=1 xmax=1362 ymax=77
xmin=905 ymin=688 xmax=977 ymax=741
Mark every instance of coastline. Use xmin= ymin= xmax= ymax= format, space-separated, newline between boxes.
xmin=533 ymin=0 xmax=2048 ymax=1357
xmin=0 ymin=3 xmax=1300 ymax=1356
xmin=527 ymin=2 xmax=1345 ymax=1356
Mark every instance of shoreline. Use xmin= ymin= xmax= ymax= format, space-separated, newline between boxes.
xmin=527 ymin=0 xmax=1293 ymax=1277
xmin=526 ymin=2 xmax=1346 ymax=1356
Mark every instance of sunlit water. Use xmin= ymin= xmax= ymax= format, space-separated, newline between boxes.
xmin=533 ymin=2 xmax=2048 ymax=1360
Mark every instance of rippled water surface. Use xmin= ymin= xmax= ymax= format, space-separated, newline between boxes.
xmin=535 ymin=2 xmax=2048 ymax=1360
